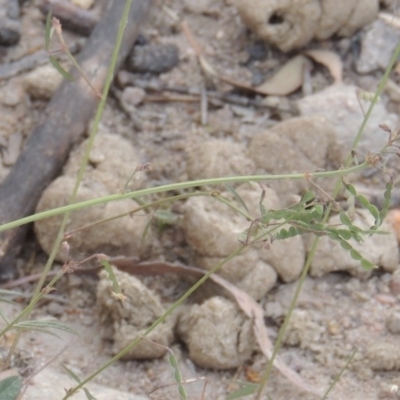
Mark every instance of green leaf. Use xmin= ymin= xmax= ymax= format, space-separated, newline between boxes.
xmin=0 ymin=375 xmax=22 ymax=400
xmin=350 ymin=249 xmax=362 ymax=261
xmin=344 ymin=182 xmax=357 ymax=196
xmin=336 ymin=229 xmax=353 ymax=240
xmin=311 ymin=204 xmax=324 ymax=221
xmin=339 ymin=212 xmax=353 ymax=228
xmin=356 ymin=195 xmax=371 ymax=209
xmin=14 ymin=319 xmax=78 ymax=338
xmin=227 ymin=382 xmax=259 ymax=399
xmin=361 ymin=259 xmax=376 ymax=270
xmin=45 ymin=10 xmax=52 ymax=51
xmin=49 ymin=56 xmax=74 ymax=81
xmin=300 ymin=190 xmax=315 ymax=204
xmin=340 ymin=240 xmax=352 ymax=250
xmin=101 ymin=259 xmax=122 ymax=295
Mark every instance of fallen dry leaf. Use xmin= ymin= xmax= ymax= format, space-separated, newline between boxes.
xmin=305 ymin=49 xmax=343 ymax=84
xmin=257 ymin=55 xmax=308 ymax=96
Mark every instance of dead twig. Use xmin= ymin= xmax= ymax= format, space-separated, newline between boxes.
xmin=39 ymin=0 xmax=100 ymax=36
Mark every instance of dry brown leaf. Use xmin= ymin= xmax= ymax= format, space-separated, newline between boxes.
xmin=110 ymin=257 xmax=323 ymax=397
xmin=257 ymin=55 xmax=308 ymax=96
xmin=305 ymin=49 xmax=343 ymax=84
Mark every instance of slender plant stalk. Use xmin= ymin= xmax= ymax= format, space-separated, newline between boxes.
xmin=321 ymin=349 xmax=357 ymax=400
xmin=255 ymin=38 xmax=400 ymax=399
xmin=0 ymin=163 xmax=368 ymax=234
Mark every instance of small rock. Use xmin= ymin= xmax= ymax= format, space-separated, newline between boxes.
xmin=234 ymin=0 xmax=378 ymax=51
xmin=71 ymin=0 xmax=94 ymax=9
xmin=264 ymin=301 xmax=284 ymax=319
xmin=35 ymin=132 xmax=149 ymax=261
xmin=283 ymin=309 xmax=324 ymax=348
xmin=176 ymin=296 xmax=256 ymax=369
xmin=357 ymin=19 xmax=400 ymax=74
xmin=387 ymin=312 xmax=400 ymax=334
xmin=367 ymin=340 xmax=400 ymax=371
xmin=248 ymin=115 xmax=342 ymax=203
xmin=23 ymin=64 xmax=65 ymax=99
xmin=121 ymin=87 xmax=145 ymax=108
xmin=128 ymin=43 xmax=179 ymax=74
xmin=0 ymin=0 xmax=21 ymax=46
xmin=46 ymin=302 xmax=64 ymax=317
xmin=298 ymin=84 xmax=399 ymax=154
xmin=97 ymin=267 xmax=174 ymax=360
xmin=183 ymin=183 xmax=304 ymax=298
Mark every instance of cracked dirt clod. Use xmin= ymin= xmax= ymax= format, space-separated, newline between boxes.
xmin=35 ymin=132 xmax=150 ymax=262
xmin=248 ymin=115 xmax=342 ymax=204
xmin=96 ymin=267 xmax=174 ymax=360
xmin=183 ymin=183 xmax=305 ymax=299
xmin=176 ymin=296 xmax=256 ymax=369
xmin=234 ymin=0 xmax=378 ymax=51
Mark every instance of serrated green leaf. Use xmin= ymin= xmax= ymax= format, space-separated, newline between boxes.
xmin=101 ymin=259 xmax=122 ymax=295
xmin=224 ymin=184 xmax=249 ymax=212
xmin=0 ymin=375 xmax=22 ymax=400
xmin=45 ymin=10 xmax=52 ymax=51
xmin=49 ymin=56 xmax=74 ymax=81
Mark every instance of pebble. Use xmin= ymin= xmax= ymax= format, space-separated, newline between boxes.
xmin=128 ymin=43 xmax=179 ymax=74
xmin=23 ymin=64 xmax=65 ymax=99
xmin=71 ymin=0 xmax=94 ymax=9
xmin=121 ymin=87 xmax=145 ymax=108
xmin=387 ymin=312 xmax=400 ymax=334
xmin=356 ymin=19 xmax=400 ymax=74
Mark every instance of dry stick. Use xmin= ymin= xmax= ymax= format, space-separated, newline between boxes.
xmin=38 ymin=0 xmax=100 ymax=36
xmin=0 ymin=0 xmax=151 ymax=280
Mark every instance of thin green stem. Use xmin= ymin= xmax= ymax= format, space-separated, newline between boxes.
xmin=0 ymin=163 xmax=368 ymax=234
xmin=321 ymin=349 xmax=357 ymax=400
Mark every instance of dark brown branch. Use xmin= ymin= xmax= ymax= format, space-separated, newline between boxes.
xmin=0 ymin=0 xmax=152 ymax=279
xmin=38 ymin=0 xmax=100 ymax=36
